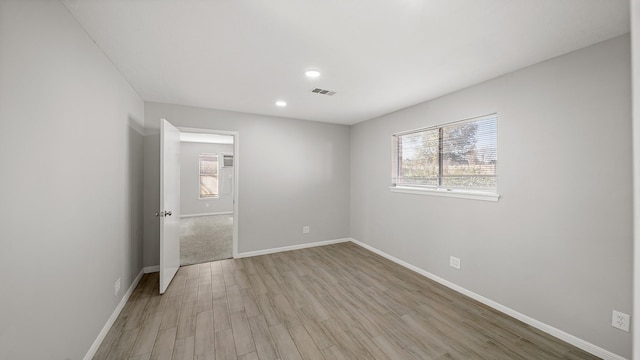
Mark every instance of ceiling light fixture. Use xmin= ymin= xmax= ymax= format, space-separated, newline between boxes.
xmin=275 ymin=100 xmax=287 ymax=107
xmin=305 ymin=70 xmax=321 ymax=78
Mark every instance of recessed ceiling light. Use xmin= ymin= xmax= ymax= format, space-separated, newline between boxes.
xmin=305 ymin=70 xmax=321 ymax=78
xmin=275 ymin=100 xmax=287 ymax=107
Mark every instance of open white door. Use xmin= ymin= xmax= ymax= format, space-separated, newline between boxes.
xmin=160 ymin=118 xmax=181 ymax=294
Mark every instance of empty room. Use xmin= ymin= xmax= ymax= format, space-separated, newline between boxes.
xmin=1 ymin=1 xmax=639 ymax=360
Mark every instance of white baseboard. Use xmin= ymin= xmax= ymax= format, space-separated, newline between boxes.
xmin=180 ymin=211 xmax=233 ymax=218
xmin=142 ymin=238 xmax=351 ymax=271
xmin=235 ymin=238 xmax=351 ymax=258
xmin=349 ymin=238 xmax=626 ymax=360
xmin=144 ymin=265 xmax=160 ymax=273
xmin=143 ymin=238 xmax=351 ymax=270
xmin=83 ymin=269 xmax=144 ymax=360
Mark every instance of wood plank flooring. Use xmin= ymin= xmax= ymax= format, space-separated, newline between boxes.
xmin=94 ymin=242 xmax=600 ymax=360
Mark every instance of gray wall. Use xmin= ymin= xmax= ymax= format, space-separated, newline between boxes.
xmin=180 ymin=142 xmax=234 ymax=216
xmin=350 ymin=34 xmax=632 ymax=358
xmin=143 ymin=103 xmax=351 ymax=266
xmin=633 ymin=0 xmax=640 ymax=355
xmin=0 ymin=1 xmax=145 ymax=360
xmin=143 ymin=134 xmax=161 ymax=269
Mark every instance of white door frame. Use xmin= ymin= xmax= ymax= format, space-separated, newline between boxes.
xmin=178 ymin=127 xmax=240 ymax=257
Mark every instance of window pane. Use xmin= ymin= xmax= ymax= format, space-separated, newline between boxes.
xmin=396 ymin=129 xmax=439 ymax=187
xmin=441 ymin=118 xmax=497 ymax=190
xmin=200 ymin=159 xmax=218 ymax=176
xmin=200 ymin=175 xmax=218 ymax=197
xmin=199 ymin=154 xmax=218 ymax=197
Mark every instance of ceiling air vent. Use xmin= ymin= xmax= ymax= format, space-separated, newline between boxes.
xmin=311 ymin=88 xmax=337 ymax=96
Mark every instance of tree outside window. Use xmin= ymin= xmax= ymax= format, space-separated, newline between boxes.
xmin=393 ymin=114 xmax=497 ymax=191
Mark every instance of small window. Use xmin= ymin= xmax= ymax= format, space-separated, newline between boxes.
xmin=392 ymin=114 xmax=497 ymax=196
xmin=199 ymin=154 xmax=219 ymax=198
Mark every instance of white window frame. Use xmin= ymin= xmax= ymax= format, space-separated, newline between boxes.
xmin=390 ymin=114 xmax=500 ymax=202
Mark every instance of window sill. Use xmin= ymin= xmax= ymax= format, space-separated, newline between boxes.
xmin=389 ymin=186 xmax=500 ymax=202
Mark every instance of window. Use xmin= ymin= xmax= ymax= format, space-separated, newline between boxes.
xmin=391 ymin=114 xmax=498 ymax=200
xmin=199 ymin=154 xmax=219 ymax=198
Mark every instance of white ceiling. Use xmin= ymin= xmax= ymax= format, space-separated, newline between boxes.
xmin=62 ymin=0 xmax=629 ymax=125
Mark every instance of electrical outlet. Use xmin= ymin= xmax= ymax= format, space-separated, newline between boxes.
xmin=205 ymin=203 xmax=210 ymax=208
xmin=302 ymin=226 xmax=310 ymax=234
xmin=612 ymin=310 xmax=630 ymax=332
xmin=115 ymin=278 xmax=121 ymax=296
xmin=449 ymin=256 xmax=461 ymax=270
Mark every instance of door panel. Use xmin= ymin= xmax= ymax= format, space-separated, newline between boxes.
xmin=160 ymin=118 xmax=181 ymax=294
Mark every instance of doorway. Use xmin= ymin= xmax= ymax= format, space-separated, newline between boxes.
xmin=178 ymin=131 xmax=236 ymax=265
xmin=160 ymin=122 xmax=239 ymax=293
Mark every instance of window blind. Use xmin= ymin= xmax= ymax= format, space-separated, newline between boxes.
xmin=393 ymin=114 xmax=497 ymax=191
xmin=199 ymin=154 xmax=219 ymax=198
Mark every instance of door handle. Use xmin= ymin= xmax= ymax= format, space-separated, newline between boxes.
xmin=155 ymin=211 xmax=172 ymax=217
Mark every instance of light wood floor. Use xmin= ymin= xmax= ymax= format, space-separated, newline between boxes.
xmin=94 ymin=242 xmax=599 ymax=360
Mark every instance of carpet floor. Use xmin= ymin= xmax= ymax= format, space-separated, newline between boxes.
xmin=179 ymin=214 xmax=233 ymax=265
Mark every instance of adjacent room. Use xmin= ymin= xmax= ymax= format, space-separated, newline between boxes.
xmin=179 ymin=132 xmax=235 ymax=266
xmin=1 ymin=1 xmax=638 ymax=360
